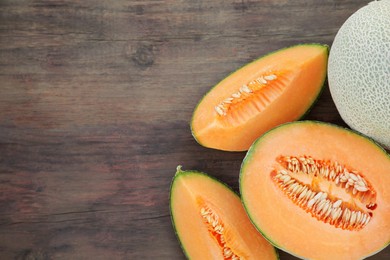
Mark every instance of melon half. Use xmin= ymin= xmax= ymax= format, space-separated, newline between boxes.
xmin=328 ymin=0 xmax=390 ymax=148
xmin=240 ymin=121 xmax=390 ymax=259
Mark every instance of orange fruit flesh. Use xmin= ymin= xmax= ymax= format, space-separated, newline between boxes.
xmin=170 ymin=169 xmax=277 ymax=259
xmin=240 ymin=121 xmax=390 ymax=260
xmin=191 ymin=44 xmax=328 ymax=151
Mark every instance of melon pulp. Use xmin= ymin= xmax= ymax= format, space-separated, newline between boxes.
xmin=240 ymin=121 xmax=390 ymax=260
xmin=328 ymin=0 xmax=390 ymax=149
xmin=170 ymin=166 xmax=278 ymax=259
xmin=191 ymin=44 xmax=328 ymax=151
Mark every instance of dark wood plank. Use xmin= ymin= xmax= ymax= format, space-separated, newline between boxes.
xmin=0 ymin=0 xmax=388 ymax=259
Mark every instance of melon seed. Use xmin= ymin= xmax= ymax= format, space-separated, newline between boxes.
xmin=264 ymin=74 xmax=277 ymax=81
xmin=333 ymin=200 xmax=342 ymax=208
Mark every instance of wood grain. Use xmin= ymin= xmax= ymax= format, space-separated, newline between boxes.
xmin=0 ymin=0 xmax=388 ymax=259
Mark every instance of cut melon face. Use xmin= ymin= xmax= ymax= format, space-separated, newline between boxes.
xmin=191 ymin=44 xmax=328 ymax=151
xmin=170 ymin=167 xmax=278 ymax=259
xmin=240 ymin=121 xmax=390 ymax=260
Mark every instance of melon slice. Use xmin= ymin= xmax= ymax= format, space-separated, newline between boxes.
xmin=240 ymin=121 xmax=390 ymax=259
xmin=191 ymin=44 xmax=328 ymax=151
xmin=170 ymin=166 xmax=278 ymax=259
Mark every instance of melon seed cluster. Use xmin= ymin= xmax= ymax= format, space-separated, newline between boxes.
xmin=273 ymin=155 xmax=375 ymax=230
xmin=214 ymin=73 xmax=278 ymax=116
xmin=282 ymin=156 xmax=372 ymax=195
xmin=200 ymin=206 xmax=242 ymax=260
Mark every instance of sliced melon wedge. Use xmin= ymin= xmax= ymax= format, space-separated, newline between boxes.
xmin=170 ymin=166 xmax=278 ymax=259
xmin=191 ymin=44 xmax=328 ymax=151
xmin=240 ymin=121 xmax=390 ymax=259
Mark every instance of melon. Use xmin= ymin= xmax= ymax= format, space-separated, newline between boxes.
xmin=240 ymin=121 xmax=390 ymax=259
xmin=170 ymin=166 xmax=278 ymax=259
xmin=191 ymin=44 xmax=328 ymax=151
xmin=328 ymin=0 xmax=390 ymax=149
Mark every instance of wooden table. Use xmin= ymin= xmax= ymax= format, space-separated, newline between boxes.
xmin=1 ymin=0 xmax=388 ymax=259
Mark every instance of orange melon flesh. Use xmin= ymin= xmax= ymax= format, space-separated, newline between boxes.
xmin=170 ymin=167 xmax=278 ymax=259
xmin=240 ymin=121 xmax=390 ymax=260
xmin=191 ymin=44 xmax=328 ymax=151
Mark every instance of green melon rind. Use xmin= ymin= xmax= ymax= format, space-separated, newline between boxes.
xmin=170 ymin=166 xmax=279 ymax=259
xmin=190 ymin=43 xmax=329 ymax=151
xmin=239 ymin=120 xmax=390 ymax=259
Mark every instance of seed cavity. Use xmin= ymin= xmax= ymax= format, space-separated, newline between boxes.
xmin=279 ymin=155 xmax=375 ymax=203
xmin=272 ymin=155 xmax=377 ymax=231
xmin=214 ymin=73 xmax=278 ymax=117
xmin=200 ymin=204 xmax=242 ymax=259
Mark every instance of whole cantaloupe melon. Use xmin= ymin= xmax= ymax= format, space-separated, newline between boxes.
xmin=328 ymin=0 xmax=390 ymax=148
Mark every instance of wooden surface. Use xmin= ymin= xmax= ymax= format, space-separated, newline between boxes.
xmin=0 ymin=0 xmax=388 ymax=259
